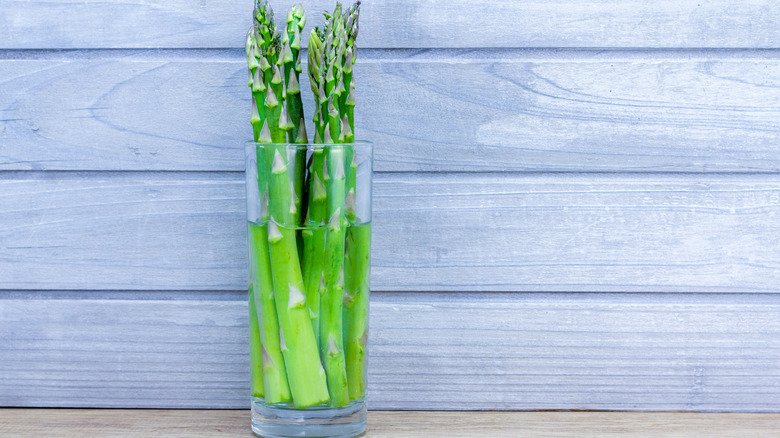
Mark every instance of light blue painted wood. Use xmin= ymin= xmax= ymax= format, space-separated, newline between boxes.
xmin=2 ymin=173 xmax=780 ymax=292
xmin=3 ymin=0 xmax=780 ymax=414
xmin=2 ymin=1 xmax=779 ymax=49
xmin=2 ymin=292 xmax=780 ymax=410
xmin=2 ymin=52 xmax=780 ymax=172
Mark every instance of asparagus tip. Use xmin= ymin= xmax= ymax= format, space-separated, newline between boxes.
xmin=323 ymin=122 xmax=333 ymax=144
xmin=328 ymin=208 xmax=341 ymax=231
xmin=252 ymin=68 xmax=265 ymax=92
xmin=326 ymin=334 xmax=341 ymax=356
xmin=279 ymin=327 xmax=288 ymax=351
xmin=288 ymin=284 xmax=306 ymax=309
xmin=271 ymin=65 xmax=283 ymax=84
xmin=290 ymin=179 xmax=299 ymax=203
xmin=250 ymin=97 xmax=261 ymax=123
xmin=287 ymin=71 xmax=301 ymax=95
xmin=260 ymin=55 xmax=271 ymax=71
xmin=268 ymin=220 xmax=282 ymax=243
xmin=291 ymin=26 xmax=302 ymax=50
xmin=295 ymin=119 xmax=308 ymax=144
xmin=343 ymin=288 xmax=354 ymax=306
xmin=312 ymin=172 xmax=326 ymax=201
xmin=265 ymin=86 xmax=279 ymax=108
xmin=289 ymin=195 xmax=297 ymax=215
xmin=261 ymin=344 xmax=274 ymax=364
xmin=272 ymin=149 xmax=287 ymax=173
xmin=335 ymin=154 xmax=345 ymax=179
xmin=279 ymin=102 xmax=293 ymax=130
xmin=261 ymin=189 xmax=269 ymax=218
xmin=259 ymin=119 xmax=272 ymax=143
xmin=346 ymin=84 xmax=355 ymax=107
xmin=340 ymin=115 xmax=352 ymax=140
xmin=281 ymin=41 xmax=294 ymax=64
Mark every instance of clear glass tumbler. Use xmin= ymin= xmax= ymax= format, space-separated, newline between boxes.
xmin=246 ymin=141 xmax=373 ymax=438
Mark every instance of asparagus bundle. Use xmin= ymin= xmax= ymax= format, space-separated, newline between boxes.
xmin=248 ymin=0 xmax=329 ymax=409
xmin=247 ymin=0 xmax=292 ymax=406
xmin=247 ymin=0 xmax=365 ymax=409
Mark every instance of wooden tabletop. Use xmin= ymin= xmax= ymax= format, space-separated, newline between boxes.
xmin=1 ymin=409 xmax=778 ymax=437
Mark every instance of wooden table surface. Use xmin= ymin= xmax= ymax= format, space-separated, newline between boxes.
xmin=1 ymin=409 xmax=778 ymax=437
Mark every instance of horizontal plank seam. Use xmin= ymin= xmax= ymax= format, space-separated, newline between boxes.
xmin=4 ymin=48 xmax=780 ymax=61
xmin=4 ymin=291 xmax=780 ymax=302
xmin=6 ymin=170 xmax=780 ymax=178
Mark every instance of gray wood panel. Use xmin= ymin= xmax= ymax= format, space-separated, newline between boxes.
xmin=3 ymin=53 xmax=780 ymax=172
xmin=2 ymin=1 xmax=779 ymax=49
xmin=3 ymin=292 xmax=780 ymax=410
xmin=3 ymin=173 xmax=780 ymax=292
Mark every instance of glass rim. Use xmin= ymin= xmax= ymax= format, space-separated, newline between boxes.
xmin=244 ymin=140 xmax=372 ymax=149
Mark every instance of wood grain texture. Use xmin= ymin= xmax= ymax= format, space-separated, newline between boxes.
xmin=2 ymin=410 xmax=780 ymax=438
xmin=2 ymin=173 xmax=780 ymax=292
xmin=2 ymin=1 xmax=780 ymax=49
xmin=367 ymin=412 xmax=780 ymax=438
xmin=3 ymin=293 xmax=780 ymax=410
xmin=3 ymin=52 xmax=780 ymax=172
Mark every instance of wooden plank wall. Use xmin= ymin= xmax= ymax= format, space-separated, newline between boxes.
xmin=2 ymin=1 xmax=780 ymax=411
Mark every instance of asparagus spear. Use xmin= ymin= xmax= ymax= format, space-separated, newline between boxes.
xmin=266 ymin=147 xmax=330 ymax=408
xmin=339 ymin=1 xmax=370 ymax=401
xmin=247 ymin=0 xmax=294 ymax=405
xmin=343 ymin=221 xmax=370 ymax=400
xmin=283 ymin=5 xmax=307 ymax=145
xmin=282 ymin=5 xmax=308 ymax=261
xmin=249 ymin=222 xmax=292 ymax=403
xmin=257 ymin=5 xmax=330 ymax=406
xmin=317 ymin=4 xmax=352 ymax=407
xmin=248 ymin=0 xmax=368 ymax=408
xmin=248 ymin=285 xmax=264 ymax=398
xmin=301 ymin=27 xmax=327 ymax=343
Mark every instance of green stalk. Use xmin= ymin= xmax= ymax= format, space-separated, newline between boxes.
xmin=259 ymin=38 xmax=329 ymax=407
xmin=308 ymin=29 xmax=325 ymax=141
xmin=320 ymin=143 xmax=349 ymax=407
xmin=249 ymin=0 xmax=367 ymax=408
xmin=301 ymin=149 xmax=327 ymax=341
xmin=335 ymin=1 xmax=368 ymax=401
xmin=313 ymin=5 xmax=352 ymax=407
xmin=283 ymin=5 xmax=307 ymax=144
xmin=267 ymin=149 xmax=330 ymax=408
xmin=282 ymin=5 xmax=308 ymax=257
xmin=248 ymin=285 xmax=264 ymax=398
xmin=249 ymin=223 xmax=292 ymax=403
xmin=247 ymin=1 xmax=294 ymax=404
xmin=301 ymin=26 xmax=327 ymax=345
xmin=343 ymin=222 xmax=370 ymax=400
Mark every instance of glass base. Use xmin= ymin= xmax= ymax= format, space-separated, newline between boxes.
xmin=251 ymin=397 xmax=367 ymax=438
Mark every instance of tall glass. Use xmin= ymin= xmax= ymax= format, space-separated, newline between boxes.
xmin=246 ymin=141 xmax=373 ymax=438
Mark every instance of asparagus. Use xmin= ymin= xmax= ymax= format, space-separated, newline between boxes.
xmin=266 ymin=149 xmax=330 ymax=408
xmin=249 ymin=0 xmax=335 ymax=406
xmin=339 ymin=1 xmax=369 ymax=401
xmin=248 ymin=285 xmax=264 ymax=398
xmin=257 ymin=3 xmax=330 ymax=407
xmin=309 ymin=4 xmax=358 ymax=407
xmin=247 ymin=0 xmax=293 ymax=405
xmin=282 ymin=5 xmax=308 ymax=262
xmin=249 ymin=223 xmax=292 ymax=403
xmin=247 ymin=0 xmax=367 ymax=409
xmin=283 ymin=5 xmax=307 ymax=145
xmin=343 ymin=222 xmax=370 ymax=400
xmin=301 ymin=27 xmax=327 ymax=345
